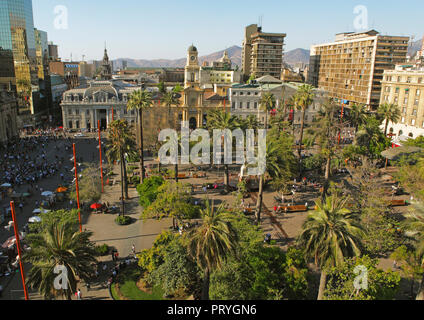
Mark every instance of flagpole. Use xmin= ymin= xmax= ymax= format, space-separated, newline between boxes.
xmin=10 ymin=201 xmax=29 ymax=300
xmin=73 ymin=143 xmax=82 ymax=232
xmin=98 ymin=120 xmax=104 ymax=193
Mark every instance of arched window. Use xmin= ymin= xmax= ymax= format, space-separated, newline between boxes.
xmin=389 ymin=128 xmax=394 ymax=133
xmin=409 ymin=133 xmax=414 ymax=138
xmin=399 ymin=130 xmax=403 ymax=136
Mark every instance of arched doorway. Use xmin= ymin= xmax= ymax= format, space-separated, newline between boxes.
xmin=189 ymin=117 xmax=197 ymax=130
xmin=409 ymin=133 xmax=414 ymax=138
xmin=399 ymin=130 xmax=403 ymax=136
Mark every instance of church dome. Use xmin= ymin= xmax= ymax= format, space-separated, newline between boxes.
xmin=188 ymin=44 xmax=197 ymax=52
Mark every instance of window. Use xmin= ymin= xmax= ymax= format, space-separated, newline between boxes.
xmin=397 ymin=76 xmax=401 ymax=82
xmin=395 ymin=87 xmax=399 ymax=94
xmin=68 ymin=109 xmax=72 ymax=115
xmin=240 ymin=92 xmax=244 ymax=96
xmin=68 ymin=121 xmax=73 ymax=129
xmin=414 ymin=99 xmax=419 ymax=106
xmin=419 ymin=78 xmax=423 ymax=84
xmin=402 ymin=107 xmax=406 ymax=114
xmin=86 ymin=110 xmax=90 ymax=115
xmin=404 ymin=97 xmax=408 ymax=104
xmin=412 ymin=109 xmax=418 ymax=116
xmin=407 ymin=77 xmax=412 ymax=83
xmin=75 ymin=109 xmax=79 ymax=115
xmin=254 ymin=102 xmax=258 ymax=109
xmin=76 ymin=121 xmax=80 ymax=129
xmin=417 ymin=89 xmax=421 ymax=96
xmin=232 ymin=102 xmax=235 ymax=110
xmin=411 ymin=119 xmax=416 ymax=126
xmin=246 ymin=102 xmax=250 ymax=109
xmin=239 ymin=102 xmax=243 ymax=109
xmin=401 ymin=117 xmax=405 ymax=123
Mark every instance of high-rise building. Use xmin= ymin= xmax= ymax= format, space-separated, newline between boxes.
xmin=34 ymin=28 xmax=48 ymax=80
xmin=307 ymin=30 xmax=409 ymax=109
xmin=241 ymin=24 xmax=286 ymax=80
xmin=0 ymin=47 xmax=16 ymax=92
xmin=0 ymin=0 xmax=40 ymax=117
xmin=48 ymin=41 xmax=59 ymax=61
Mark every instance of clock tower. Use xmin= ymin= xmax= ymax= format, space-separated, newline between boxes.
xmin=185 ymin=44 xmax=200 ymax=88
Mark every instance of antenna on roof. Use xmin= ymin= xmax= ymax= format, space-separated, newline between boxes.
xmin=258 ymin=15 xmax=263 ymax=28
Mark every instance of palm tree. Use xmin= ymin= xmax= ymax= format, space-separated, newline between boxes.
xmin=255 ymin=139 xmax=283 ymax=224
xmin=207 ymin=109 xmax=239 ymax=188
xmin=377 ymin=103 xmax=401 ymax=137
xmin=163 ymin=91 xmax=181 ymax=122
xmin=297 ymin=195 xmax=364 ymax=300
xmin=293 ymin=84 xmax=315 ymax=178
xmin=349 ymin=104 xmax=368 ymax=133
xmin=260 ymin=92 xmax=276 ymax=130
xmin=240 ymin=115 xmax=260 ymax=131
xmin=186 ymin=200 xmax=238 ymax=300
xmin=107 ymin=120 xmax=136 ymax=204
xmin=127 ymin=90 xmax=153 ymax=183
xmin=24 ymin=222 xmax=97 ymax=300
xmin=403 ymin=202 xmax=424 ymax=300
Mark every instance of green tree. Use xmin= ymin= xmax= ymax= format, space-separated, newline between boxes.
xmin=107 ymin=120 xmax=136 ymax=205
xmin=324 ymin=255 xmax=401 ymax=300
xmin=206 ymin=109 xmax=239 ymax=187
xmin=377 ymin=102 xmax=401 ymax=137
xmin=403 ymin=202 xmax=424 ymax=299
xmin=24 ymin=222 xmax=97 ymax=300
xmin=136 ymin=176 xmax=165 ymax=208
xmin=348 ymin=103 xmax=368 ymax=132
xmin=240 ymin=114 xmax=260 ymax=131
xmin=69 ymin=164 xmax=102 ymax=204
xmin=186 ymin=200 xmax=238 ymax=300
xmin=127 ymin=89 xmax=153 ymax=183
xmin=355 ymin=116 xmax=391 ymax=159
xmin=157 ymin=81 xmax=166 ymax=94
xmin=391 ymin=245 xmax=424 ymax=298
xmin=297 ymin=194 xmax=364 ymax=300
xmin=293 ymin=84 xmax=315 ymax=178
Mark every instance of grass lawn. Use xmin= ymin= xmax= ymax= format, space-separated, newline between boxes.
xmin=111 ymin=265 xmax=165 ymax=300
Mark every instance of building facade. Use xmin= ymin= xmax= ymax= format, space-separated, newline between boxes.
xmin=49 ymin=61 xmax=80 ymax=89
xmin=0 ymin=90 xmax=19 ymax=145
xmin=380 ymin=65 xmax=424 ymax=138
xmin=242 ymin=24 xmax=286 ymax=80
xmin=48 ymin=41 xmax=59 ymax=61
xmin=0 ymin=0 xmax=41 ymax=118
xmin=307 ymin=30 xmax=409 ymax=110
xmin=230 ymin=76 xmax=326 ymax=126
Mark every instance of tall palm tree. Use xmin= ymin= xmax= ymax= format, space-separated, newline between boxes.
xmin=349 ymin=103 xmax=368 ymax=133
xmin=403 ymin=202 xmax=424 ymax=300
xmin=127 ymin=90 xmax=153 ymax=183
xmin=163 ymin=91 xmax=181 ymax=125
xmin=207 ymin=109 xmax=239 ymax=188
xmin=107 ymin=120 xmax=136 ymax=202
xmin=186 ymin=200 xmax=238 ymax=300
xmin=297 ymin=195 xmax=364 ymax=300
xmin=255 ymin=139 xmax=283 ymax=224
xmin=240 ymin=115 xmax=260 ymax=131
xmin=260 ymin=92 xmax=276 ymax=130
xmin=293 ymin=84 xmax=315 ymax=178
xmin=24 ymin=222 xmax=97 ymax=300
xmin=377 ymin=103 xmax=401 ymax=137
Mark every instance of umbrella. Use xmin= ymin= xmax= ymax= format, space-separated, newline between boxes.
xmin=1 ymin=183 xmax=11 ymax=188
xmin=381 ymin=146 xmax=424 ymax=161
xmin=90 ymin=203 xmax=103 ymax=210
xmin=22 ymin=193 xmax=31 ymax=198
xmin=28 ymin=216 xmax=42 ymax=223
xmin=41 ymin=191 xmax=53 ymax=197
xmin=56 ymin=187 xmax=68 ymax=193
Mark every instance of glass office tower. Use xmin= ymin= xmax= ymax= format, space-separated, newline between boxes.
xmin=0 ymin=0 xmax=39 ymax=115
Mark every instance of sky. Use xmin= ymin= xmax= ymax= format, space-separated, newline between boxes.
xmin=32 ymin=0 xmax=424 ymax=61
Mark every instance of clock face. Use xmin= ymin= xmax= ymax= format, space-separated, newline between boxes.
xmin=190 ymin=55 xmax=196 ymax=61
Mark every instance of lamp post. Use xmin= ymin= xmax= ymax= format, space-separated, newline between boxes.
xmin=73 ymin=143 xmax=82 ymax=232
xmin=98 ymin=120 xmax=104 ymax=193
xmin=9 ymin=201 xmax=29 ymax=300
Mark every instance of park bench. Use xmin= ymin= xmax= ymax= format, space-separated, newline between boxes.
xmin=276 ymin=205 xmax=308 ymax=213
xmin=389 ymin=199 xmax=407 ymax=207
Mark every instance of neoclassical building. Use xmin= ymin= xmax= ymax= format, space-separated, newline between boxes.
xmin=0 ymin=90 xmax=19 ymax=145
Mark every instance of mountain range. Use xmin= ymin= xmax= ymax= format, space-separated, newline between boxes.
xmin=112 ymin=46 xmax=311 ymax=69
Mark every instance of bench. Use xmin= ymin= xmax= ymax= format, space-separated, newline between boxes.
xmin=390 ymin=200 xmax=407 ymax=207
xmin=276 ymin=205 xmax=308 ymax=213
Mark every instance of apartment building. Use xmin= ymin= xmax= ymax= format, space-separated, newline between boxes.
xmin=380 ymin=64 xmax=424 ymax=138
xmin=307 ymin=30 xmax=409 ymax=110
xmin=242 ymin=24 xmax=286 ymax=80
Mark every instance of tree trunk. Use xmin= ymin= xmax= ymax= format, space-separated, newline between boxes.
xmin=417 ymin=273 xmax=424 ymax=300
xmin=324 ymin=155 xmax=331 ymax=181
xmin=384 ymin=119 xmax=389 ymax=137
xmin=298 ymin=108 xmax=306 ymax=179
xmin=201 ymin=268 xmax=210 ymax=300
xmin=224 ymin=164 xmax=229 ymax=187
xmin=255 ymin=175 xmax=264 ymax=224
xmin=123 ymin=152 xmax=129 ymax=200
xmin=120 ymin=149 xmax=125 ymax=216
xmin=317 ymin=270 xmax=327 ymax=300
xmin=139 ymin=109 xmax=145 ymax=183
xmin=175 ymin=163 xmax=179 ymax=183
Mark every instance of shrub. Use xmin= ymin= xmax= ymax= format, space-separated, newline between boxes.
xmin=115 ymin=215 xmax=132 ymax=225
xmin=95 ymin=244 xmax=110 ymax=256
xmin=136 ymin=176 xmax=165 ymax=208
xmin=130 ymin=175 xmax=141 ymax=185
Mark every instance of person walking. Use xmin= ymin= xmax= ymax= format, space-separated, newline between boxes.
xmin=131 ymin=244 xmax=136 ymax=256
xmin=76 ymin=288 xmax=82 ymax=300
xmin=19 ymin=203 xmax=23 ymax=214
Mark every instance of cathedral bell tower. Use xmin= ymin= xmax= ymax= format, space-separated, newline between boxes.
xmin=100 ymin=47 xmax=112 ymax=80
xmin=184 ymin=44 xmax=200 ymax=88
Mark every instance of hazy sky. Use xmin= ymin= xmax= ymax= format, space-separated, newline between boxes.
xmin=32 ymin=0 xmax=424 ymax=61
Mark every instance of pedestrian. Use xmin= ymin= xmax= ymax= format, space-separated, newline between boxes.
xmin=19 ymin=203 xmax=23 ymax=213
xmin=131 ymin=244 xmax=135 ymax=256
xmin=111 ymin=251 xmax=115 ymax=262
xmin=76 ymin=288 xmax=82 ymax=300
